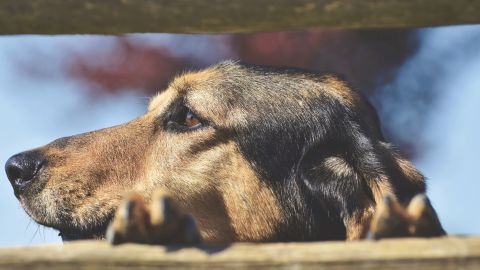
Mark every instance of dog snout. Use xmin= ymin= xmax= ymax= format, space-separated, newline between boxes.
xmin=5 ymin=151 xmax=45 ymax=196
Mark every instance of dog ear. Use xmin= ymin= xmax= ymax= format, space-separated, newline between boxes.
xmin=298 ymin=135 xmax=427 ymax=240
xmin=347 ymin=141 xmax=427 ymax=239
xmin=298 ymin=140 xmax=378 ymax=240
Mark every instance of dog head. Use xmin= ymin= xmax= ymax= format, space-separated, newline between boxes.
xmin=5 ymin=61 xmax=426 ymax=242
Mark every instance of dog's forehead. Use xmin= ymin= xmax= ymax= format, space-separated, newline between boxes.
xmin=147 ymin=63 xmax=363 ymax=127
xmin=148 ymin=89 xmax=176 ymax=112
xmin=148 ymin=68 xmax=222 ymax=110
xmin=148 ymin=66 xmax=246 ymax=128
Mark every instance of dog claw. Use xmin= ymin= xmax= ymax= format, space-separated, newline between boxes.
xmin=368 ymin=195 xmax=411 ymax=239
xmin=106 ymin=193 xmax=150 ymax=245
xmin=407 ymin=194 xmax=446 ymax=237
xmin=148 ymin=190 xmax=201 ymax=245
xmin=107 ymin=191 xmax=201 ymax=245
xmin=367 ymin=194 xmax=446 ymax=240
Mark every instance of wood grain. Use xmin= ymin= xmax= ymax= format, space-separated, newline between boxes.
xmin=1 ymin=0 xmax=480 ymax=34
xmin=0 ymin=236 xmax=479 ymax=269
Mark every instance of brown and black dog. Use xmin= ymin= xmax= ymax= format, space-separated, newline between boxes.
xmin=5 ymin=61 xmax=445 ymax=245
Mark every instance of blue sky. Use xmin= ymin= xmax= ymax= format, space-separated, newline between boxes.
xmin=376 ymin=26 xmax=480 ymax=235
xmin=1 ymin=27 xmax=479 ymax=246
xmin=0 ymin=36 xmax=146 ymax=245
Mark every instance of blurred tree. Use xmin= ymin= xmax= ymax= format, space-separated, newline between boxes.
xmin=68 ymin=38 xmax=188 ymax=94
xmin=232 ymin=29 xmax=418 ymax=93
xmin=67 ymin=29 xmax=418 ymax=95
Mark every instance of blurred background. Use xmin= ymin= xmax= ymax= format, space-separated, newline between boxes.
xmin=1 ymin=25 xmax=479 ymax=246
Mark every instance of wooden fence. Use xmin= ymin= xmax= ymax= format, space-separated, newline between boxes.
xmin=1 ymin=0 xmax=480 ymax=34
xmin=0 ymin=237 xmax=479 ymax=269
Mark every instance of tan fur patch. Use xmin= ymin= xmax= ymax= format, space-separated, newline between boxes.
xmin=369 ymin=195 xmax=411 ymax=236
xmin=219 ymin=142 xmax=284 ymax=242
xmin=170 ymin=68 xmax=221 ymax=95
xmin=323 ymin=157 xmax=355 ymax=178
xmin=139 ymin=131 xmax=283 ymax=242
xmin=148 ymin=89 xmax=178 ymax=112
xmin=395 ymin=157 xmax=424 ymax=185
xmin=319 ymin=75 xmax=359 ymax=107
xmin=379 ymin=142 xmax=425 ymax=186
xmin=345 ymin=207 xmax=375 ymax=240
xmin=369 ymin=176 xmax=396 ymax=205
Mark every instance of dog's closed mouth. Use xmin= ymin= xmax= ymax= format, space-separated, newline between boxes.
xmin=58 ymin=222 xmax=109 ymax=242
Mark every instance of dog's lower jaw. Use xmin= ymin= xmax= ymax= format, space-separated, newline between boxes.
xmin=18 ymin=194 xmax=112 ymax=242
xmin=47 ymin=214 xmax=114 ymax=242
xmin=58 ymin=223 xmax=110 ymax=242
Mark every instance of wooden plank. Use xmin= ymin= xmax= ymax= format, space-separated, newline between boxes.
xmin=0 ymin=0 xmax=480 ymax=34
xmin=0 ymin=236 xmax=479 ymax=269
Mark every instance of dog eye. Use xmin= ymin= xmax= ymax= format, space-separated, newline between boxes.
xmin=165 ymin=103 xmax=206 ymax=132
xmin=184 ymin=109 xmax=202 ymax=128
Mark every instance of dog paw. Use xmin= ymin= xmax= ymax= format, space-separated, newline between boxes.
xmin=367 ymin=195 xmax=411 ymax=239
xmin=106 ymin=190 xmax=202 ymax=245
xmin=367 ymin=194 xmax=446 ymax=240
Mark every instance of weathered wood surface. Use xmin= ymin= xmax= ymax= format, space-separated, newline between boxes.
xmin=0 ymin=0 xmax=480 ymax=34
xmin=0 ymin=236 xmax=479 ymax=269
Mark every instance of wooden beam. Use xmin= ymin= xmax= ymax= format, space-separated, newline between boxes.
xmin=0 ymin=0 xmax=480 ymax=34
xmin=0 ymin=237 xmax=479 ymax=269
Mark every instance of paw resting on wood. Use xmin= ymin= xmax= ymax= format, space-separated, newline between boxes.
xmin=368 ymin=194 xmax=446 ymax=239
xmin=106 ymin=190 xmax=201 ymax=245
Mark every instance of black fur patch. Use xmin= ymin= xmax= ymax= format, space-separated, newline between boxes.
xmin=213 ymin=62 xmax=425 ymax=241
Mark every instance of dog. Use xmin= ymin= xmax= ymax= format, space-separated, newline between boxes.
xmin=5 ymin=61 xmax=445 ymax=245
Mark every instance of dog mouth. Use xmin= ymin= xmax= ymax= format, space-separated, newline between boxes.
xmin=57 ymin=221 xmax=110 ymax=242
xmin=21 ymin=198 xmax=114 ymax=242
xmin=53 ymin=213 xmax=114 ymax=242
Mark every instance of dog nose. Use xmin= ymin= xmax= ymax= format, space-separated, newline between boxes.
xmin=5 ymin=151 xmax=44 ymax=195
